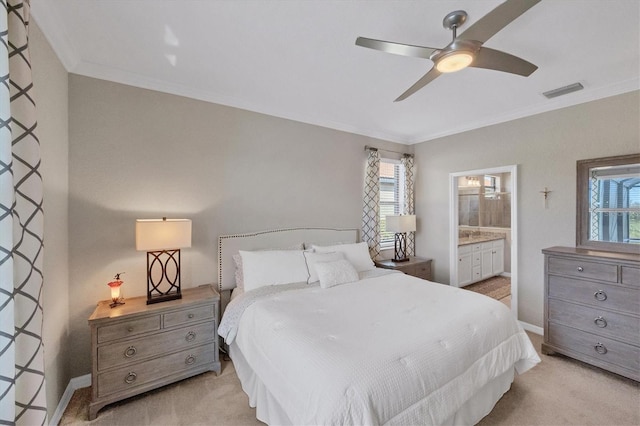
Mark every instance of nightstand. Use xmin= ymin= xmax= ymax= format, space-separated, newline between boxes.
xmin=88 ymin=285 xmax=221 ymax=420
xmin=375 ymin=256 xmax=433 ymax=280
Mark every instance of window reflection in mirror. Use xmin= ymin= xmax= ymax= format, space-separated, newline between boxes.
xmin=577 ymin=154 xmax=640 ymax=253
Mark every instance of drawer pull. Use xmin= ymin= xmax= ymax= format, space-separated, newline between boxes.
xmin=124 ymin=372 xmax=137 ymax=384
xmin=188 ymin=313 xmax=195 ymax=319
xmin=594 ymin=316 xmax=607 ymax=328
xmin=594 ymin=343 xmax=607 ymax=355
xmin=127 ymin=326 xmax=134 ymax=332
xmin=124 ymin=346 xmax=137 ymax=358
xmin=593 ymin=290 xmax=607 ymax=301
xmin=577 ymin=266 xmax=584 ymax=272
xmin=185 ymin=331 xmax=196 ymax=342
xmin=185 ymin=354 xmax=196 ymax=365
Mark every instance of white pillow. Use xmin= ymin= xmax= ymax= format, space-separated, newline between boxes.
xmin=303 ymin=251 xmax=345 ymax=283
xmin=232 ymin=243 xmax=304 ymax=290
xmin=311 ymin=242 xmax=375 ymax=272
xmin=239 ymin=249 xmax=309 ymax=292
xmin=315 ymin=259 xmax=359 ymax=289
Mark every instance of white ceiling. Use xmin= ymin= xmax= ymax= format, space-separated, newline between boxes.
xmin=32 ymin=0 xmax=639 ymax=145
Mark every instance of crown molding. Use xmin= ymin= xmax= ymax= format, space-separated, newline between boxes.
xmin=407 ymin=77 xmax=640 ymax=144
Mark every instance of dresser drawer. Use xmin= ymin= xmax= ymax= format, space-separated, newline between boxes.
xmin=97 ymin=315 xmax=161 ymax=343
xmin=548 ymin=257 xmax=617 ymax=282
xmin=548 ymin=299 xmax=640 ymax=345
xmin=98 ymin=321 xmax=216 ymax=371
xmin=395 ymin=264 xmax=415 ymax=276
xmin=547 ymin=323 xmax=640 ymax=374
xmin=621 ymin=266 xmax=640 ymax=288
xmin=163 ymin=304 xmax=214 ymax=328
xmin=97 ymin=343 xmax=216 ymax=397
xmin=415 ymin=263 xmax=431 ymax=280
xmin=548 ymin=275 xmax=639 ymax=315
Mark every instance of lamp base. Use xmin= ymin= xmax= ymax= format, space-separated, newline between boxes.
xmin=146 ymin=249 xmax=183 ymax=305
xmin=146 ymin=292 xmax=181 ymax=305
xmin=109 ymin=300 xmax=125 ymax=309
xmin=393 ymin=233 xmax=410 ymax=262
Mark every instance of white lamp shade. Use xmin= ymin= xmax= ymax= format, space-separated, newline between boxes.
xmin=386 ymin=215 xmax=416 ymax=233
xmin=136 ymin=219 xmax=192 ymax=251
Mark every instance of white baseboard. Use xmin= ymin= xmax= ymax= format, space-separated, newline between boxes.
xmin=49 ymin=374 xmax=91 ymax=426
xmin=500 ymin=272 xmax=511 ymax=278
xmin=519 ymin=321 xmax=543 ymax=335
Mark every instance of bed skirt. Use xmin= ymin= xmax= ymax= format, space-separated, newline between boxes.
xmin=229 ymin=342 xmax=515 ymax=425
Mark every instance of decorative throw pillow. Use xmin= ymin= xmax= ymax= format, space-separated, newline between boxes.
xmin=311 ymin=241 xmax=375 ymax=272
xmin=239 ymin=249 xmax=309 ymax=292
xmin=315 ymin=259 xmax=360 ymax=289
xmin=303 ymin=251 xmax=345 ymax=283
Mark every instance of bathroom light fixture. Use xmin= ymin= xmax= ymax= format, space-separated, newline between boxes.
xmin=386 ymin=215 xmax=416 ymax=262
xmin=136 ymin=218 xmax=192 ymax=304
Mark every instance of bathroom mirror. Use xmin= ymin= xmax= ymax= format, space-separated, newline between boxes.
xmin=576 ymin=153 xmax=640 ymax=254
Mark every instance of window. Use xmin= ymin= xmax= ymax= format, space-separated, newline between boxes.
xmin=576 ymin=154 xmax=640 ymax=253
xmin=379 ymin=159 xmax=405 ymax=248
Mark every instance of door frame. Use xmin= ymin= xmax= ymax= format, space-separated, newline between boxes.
xmin=448 ymin=165 xmax=518 ymax=317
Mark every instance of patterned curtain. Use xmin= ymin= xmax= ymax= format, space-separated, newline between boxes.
xmin=362 ymin=148 xmax=380 ymax=260
xmin=0 ymin=1 xmax=48 ymax=424
xmin=401 ymin=154 xmax=415 ymax=256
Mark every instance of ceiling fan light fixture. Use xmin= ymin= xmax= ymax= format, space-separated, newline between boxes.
xmin=436 ymin=51 xmax=474 ymax=73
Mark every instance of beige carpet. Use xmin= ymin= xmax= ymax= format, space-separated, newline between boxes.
xmin=464 ymin=276 xmax=511 ymax=301
xmin=60 ymin=332 xmax=640 ymax=425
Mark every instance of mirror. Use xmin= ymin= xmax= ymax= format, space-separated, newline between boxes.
xmin=458 ymin=174 xmax=511 ymax=228
xmin=576 ymin=153 xmax=640 ymax=253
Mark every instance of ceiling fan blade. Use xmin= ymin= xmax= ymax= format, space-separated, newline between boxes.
xmin=470 ymin=47 xmax=537 ymax=76
xmin=394 ymin=68 xmax=442 ymax=102
xmin=458 ymin=0 xmax=541 ymax=44
xmin=356 ymin=37 xmax=438 ymax=59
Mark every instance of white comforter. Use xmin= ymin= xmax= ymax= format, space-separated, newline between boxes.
xmin=220 ymin=270 xmax=540 ymax=425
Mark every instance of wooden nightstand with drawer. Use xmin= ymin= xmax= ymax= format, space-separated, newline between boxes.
xmin=88 ymin=285 xmax=221 ymax=419
xmin=375 ymin=256 xmax=433 ymax=281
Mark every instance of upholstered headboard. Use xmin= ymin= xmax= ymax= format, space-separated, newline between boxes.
xmin=217 ymin=227 xmax=359 ymax=295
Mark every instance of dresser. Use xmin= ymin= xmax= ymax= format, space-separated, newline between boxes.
xmin=375 ymin=256 xmax=432 ymax=280
xmin=542 ymin=247 xmax=639 ymax=381
xmin=88 ymin=285 xmax=221 ymax=419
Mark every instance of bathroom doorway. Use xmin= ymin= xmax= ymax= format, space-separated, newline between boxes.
xmin=449 ymin=165 xmax=518 ymax=316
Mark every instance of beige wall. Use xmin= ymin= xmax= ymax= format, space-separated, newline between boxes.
xmin=413 ymin=91 xmax=640 ymax=326
xmin=31 ymin=21 xmax=70 ymax=418
xmin=67 ymin=74 xmax=408 ymax=377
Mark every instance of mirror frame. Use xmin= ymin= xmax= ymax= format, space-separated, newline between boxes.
xmin=576 ymin=153 xmax=640 ymax=254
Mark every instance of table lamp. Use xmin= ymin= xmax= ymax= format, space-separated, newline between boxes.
xmin=136 ymin=218 xmax=192 ymax=304
xmin=386 ymin=215 xmax=416 ymax=262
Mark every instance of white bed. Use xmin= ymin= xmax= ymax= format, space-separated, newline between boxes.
xmin=218 ymin=228 xmax=540 ymax=425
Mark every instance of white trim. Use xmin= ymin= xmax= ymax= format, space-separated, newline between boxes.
xmin=449 ymin=165 xmax=519 ymax=319
xmin=519 ymin=321 xmax=544 ymax=336
xmin=49 ymin=374 xmax=91 ymax=426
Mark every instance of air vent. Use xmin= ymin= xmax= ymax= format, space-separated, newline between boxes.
xmin=543 ymin=82 xmax=584 ymax=99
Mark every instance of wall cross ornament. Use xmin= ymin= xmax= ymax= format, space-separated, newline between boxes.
xmin=540 ymin=187 xmax=552 ymax=209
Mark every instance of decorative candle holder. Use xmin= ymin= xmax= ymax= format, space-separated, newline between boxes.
xmin=108 ymin=273 xmax=125 ymax=308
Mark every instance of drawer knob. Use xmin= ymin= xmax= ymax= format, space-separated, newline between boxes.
xmin=593 ymin=290 xmax=607 ymax=301
xmin=127 ymin=326 xmax=134 ymax=332
xmin=577 ymin=266 xmax=584 ymax=272
xmin=185 ymin=354 xmax=196 ymax=365
xmin=124 ymin=372 xmax=137 ymax=384
xmin=594 ymin=316 xmax=607 ymax=328
xmin=594 ymin=343 xmax=607 ymax=355
xmin=124 ymin=346 xmax=137 ymax=358
xmin=185 ymin=331 xmax=196 ymax=342
xmin=188 ymin=313 xmax=195 ymax=319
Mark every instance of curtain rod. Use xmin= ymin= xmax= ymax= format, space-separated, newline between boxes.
xmin=364 ymin=145 xmax=413 ymax=157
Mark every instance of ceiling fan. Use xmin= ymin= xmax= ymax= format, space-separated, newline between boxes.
xmin=356 ymin=0 xmax=540 ymax=102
